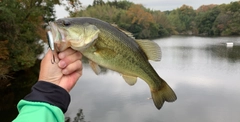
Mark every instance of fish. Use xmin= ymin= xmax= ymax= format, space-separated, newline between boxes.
xmin=48 ymin=17 xmax=177 ymax=109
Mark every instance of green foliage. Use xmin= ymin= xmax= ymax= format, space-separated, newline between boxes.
xmin=106 ymin=0 xmax=134 ymax=10
xmin=0 ymin=0 xmax=57 ymax=78
xmin=72 ymin=3 xmax=171 ymax=39
xmin=225 ymin=1 xmax=240 ymax=12
xmin=211 ymin=1 xmax=240 ymax=36
xmin=167 ymin=5 xmax=196 ymax=34
xmin=167 ymin=10 xmax=185 ymax=33
xmin=158 ymin=25 xmax=170 ymax=37
xmin=195 ymin=6 xmax=221 ymax=36
xmin=74 ymin=4 xmax=122 ymax=23
xmin=71 ymin=1 xmax=240 ymax=37
xmin=93 ymin=0 xmax=105 ymax=6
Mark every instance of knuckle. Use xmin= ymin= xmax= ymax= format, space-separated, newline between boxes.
xmin=75 ymin=52 xmax=82 ymax=59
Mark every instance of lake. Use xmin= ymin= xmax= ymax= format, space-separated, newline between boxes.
xmin=66 ymin=36 xmax=240 ymax=122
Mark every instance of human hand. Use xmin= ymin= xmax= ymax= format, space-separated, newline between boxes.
xmin=38 ymin=48 xmax=82 ymax=92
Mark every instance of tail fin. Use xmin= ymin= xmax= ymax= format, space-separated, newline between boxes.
xmin=151 ymin=80 xmax=177 ymax=110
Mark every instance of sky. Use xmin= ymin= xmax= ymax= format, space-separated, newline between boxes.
xmin=55 ymin=0 xmax=236 ymax=19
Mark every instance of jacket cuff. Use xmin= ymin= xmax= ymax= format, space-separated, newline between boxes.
xmin=24 ymin=81 xmax=70 ymax=113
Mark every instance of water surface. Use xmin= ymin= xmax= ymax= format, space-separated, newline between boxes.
xmin=66 ymin=36 xmax=240 ymax=122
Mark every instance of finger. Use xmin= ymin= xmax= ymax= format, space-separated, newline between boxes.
xmin=62 ymin=60 xmax=82 ymax=75
xmin=63 ymin=69 xmax=82 ymax=92
xmin=59 ymin=69 xmax=82 ymax=92
xmin=60 ymin=66 xmax=82 ymax=92
xmin=69 ymin=68 xmax=82 ymax=82
xmin=58 ymin=51 xmax=82 ymax=68
xmin=58 ymin=48 xmax=76 ymax=59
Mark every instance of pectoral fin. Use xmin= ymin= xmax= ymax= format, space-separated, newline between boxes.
xmin=89 ymin=60 xmax=101 ymax=75
xmin=136 ymin=40 xmax=161 ymax=61
xmin=122 ymin=74 xmax=137 ymax=86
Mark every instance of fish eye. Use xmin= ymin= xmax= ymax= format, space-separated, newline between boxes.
xmin=63 ymin=20 xmax=71 ymax=26
xmin=56 ymin=19 xmax=71 ymax=27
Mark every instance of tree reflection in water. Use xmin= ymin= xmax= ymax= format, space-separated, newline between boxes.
xmin=206 ymin=44 xmax=240 ymax=62
xmin=65 ymin=109 xmax=90 ymax=122
xmin=0 ymin=60 xmax=40 ymax=122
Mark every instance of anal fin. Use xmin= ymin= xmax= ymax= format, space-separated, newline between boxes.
xmin=122 ymin=74 xmax=137 ymax=86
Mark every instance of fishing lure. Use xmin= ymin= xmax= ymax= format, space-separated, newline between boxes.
xmin=47 ymin=31 xmax=56 ymax=64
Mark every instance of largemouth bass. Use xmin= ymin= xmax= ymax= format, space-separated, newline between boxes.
xmin=48 ymin=17 xmax=177 ymax=109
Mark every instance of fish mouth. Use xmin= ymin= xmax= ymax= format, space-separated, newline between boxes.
xmin=48 ymin=22 xmax=66 ymax=43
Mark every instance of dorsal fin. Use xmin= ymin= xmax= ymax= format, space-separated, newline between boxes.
xmin=111 ymin=24 xmax=135 ymax=39
xmin=136 ymin=40 xmax=161 ymax=61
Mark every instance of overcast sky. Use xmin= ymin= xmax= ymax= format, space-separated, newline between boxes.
xmin=55 ymin=0 xmax=236 ymax=18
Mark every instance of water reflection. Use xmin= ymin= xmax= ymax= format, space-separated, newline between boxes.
xmin=0 ymin=60 xmax=40 ymax=122
xmin=207 ymin=44 xmax=240 ymax=63
xmin=65 ymin=109 xmax=90 ymax=122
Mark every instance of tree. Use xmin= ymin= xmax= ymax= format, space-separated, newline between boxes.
xmin=0 ymin=0 xmax=42 ymax=78
xmin=195 ymin=6 xmax=221 ymax=36
xmin=126 ymin=4 xmax=154 ymax=28
xmin=211 ymin=1 xmax=240 ymax=36
xmin=73 ymin=4 xmax=121 ymax=23
xmin=196 ymin=4 xmax=217 ymax=13
xmin=212 ymin=12 xmax=231 ymax=35
xmin=167 ymin=5 xmax=196 ymax=34
xmin=152 ymin=10 xmax=171 ymax=29
xmin=93 ymin=0 xmax=105 ymax=6
xmin=106 ymin=0 xmax=133 ymax=10
xmin=126 ymin=4 xmax=157 ymax=38
xmin=222 ymin=1 xmax=240 ymax=35
xmin=0 ymin=0 xmax=81 ymax=79
xmin=167 ymin=10 xmax=185 ymax=33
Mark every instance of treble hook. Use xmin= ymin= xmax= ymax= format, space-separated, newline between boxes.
xmin=51 ymin=53 xmax=56 ymax=64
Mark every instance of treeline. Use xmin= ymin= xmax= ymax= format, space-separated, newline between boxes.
xmin=71 ymin=0 xmax=171 ymax=39
xmin=71 ymin=0 xmax=240 ymax=38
